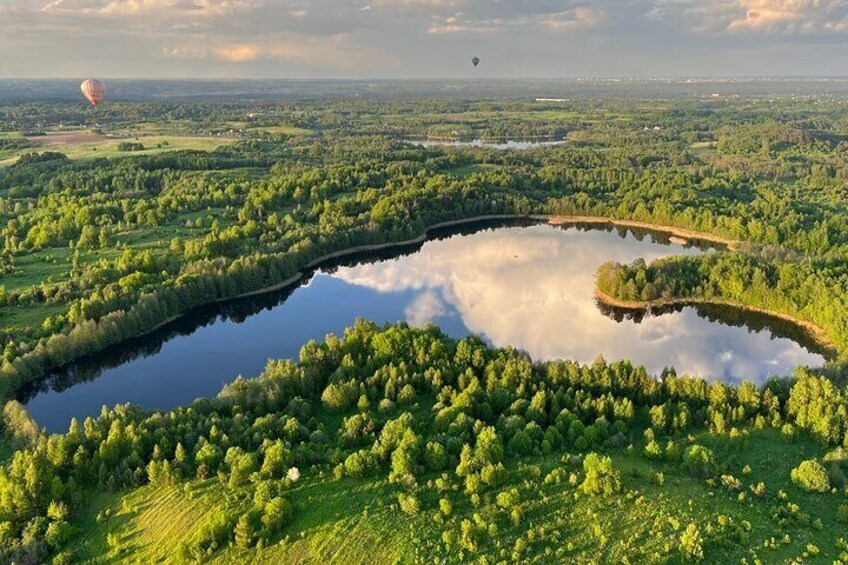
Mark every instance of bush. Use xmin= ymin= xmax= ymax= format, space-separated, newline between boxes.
xmin=44 ymin=520 xmax=74 ymax=549
xmin=838 ymin=503 xmax=848 ymax=523
xmin=579 ymin=453 xmax=621 ymax=496
xmin=643 ymin=439 xmax=663 ymax=460
xmin=182 ymin=510 xmax=235 ymax=560
xmin=439 ymin=497 xmax=452 ymax=516
xmin=680 ymin=523 xmax=704 ymax=561
xmin=343 ymin=449 xmax=378 ymax=478
xmin=790 ymin=460 xmax=830 ymax=493
xmin=321 ymin=382 xmax=357 ymax=412
xmin=496 ymin=488 xmax=520 ymax=509
xmin=683 ymin=445 xmax=717 ymax=478
xmin=261 ymin=497 xmax=292 ymax=533
xmin=398 ymin=493 xmax=420 ymax=515
xmin=117 ymin=141 xmax=145 ymax=152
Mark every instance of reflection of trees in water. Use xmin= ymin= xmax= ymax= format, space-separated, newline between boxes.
xmin=17 ymin=217 xmax=536 ymax=404
xmin=596 ymin=299 xmax=832 ymax=359
xmin=18 ymin=216 xmax=766 ymax=406
xmin=16 ymin=286 xmax=296 ymax=402
xmin=550 ymin=221 xmax=725 ymax=252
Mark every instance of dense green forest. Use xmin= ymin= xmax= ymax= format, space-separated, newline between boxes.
xmin=3 ymin=321 xmax=848 ymax=563
xmin=1 ymin=95 xmax=848 ymax=562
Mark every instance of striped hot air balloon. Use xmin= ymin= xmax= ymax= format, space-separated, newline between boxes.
xmin=80 ymin=79 xmax=106 ymax=106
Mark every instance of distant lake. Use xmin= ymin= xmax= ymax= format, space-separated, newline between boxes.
xmin=21 ymin=221 xmax=827 ymax=433
xmin=401 ymin=139 xmax=567 ymax=149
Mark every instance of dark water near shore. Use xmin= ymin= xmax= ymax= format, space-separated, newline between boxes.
xmin=21 ymin=221 xmax=827 ymax=432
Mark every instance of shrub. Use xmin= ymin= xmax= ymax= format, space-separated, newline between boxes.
xmin=790 ymin=460 xmax=830 ymax=493
xmin=496 ymin=488 xmax=520 ymax=509
xmin=398 ymin=493 xmax=420 ymax=515
xmin=721 ymin=475 xmax=742 ymax=492
xmin=439 ymin=497 xmax=452 ymax=516
xmin=579 ymin=453 xmax=621 ymax=496
xmin=117 ymin=141 xmax=145 ymax=152
xmin=680 ymin=523 xmax=704 ymax=561
xmin=261 ymin=497 xmax=292 ymax=533
xmin=234 ymin=514 xmax=255 ymax=549
xmin=838 ymin=503 xmax=848 ymax=523
xmin=683 ymin=445 xmax=717 ymax=478
xmin=343 ymin=449 xmax=378 ymax=478
xmin=44 ymin=520 xmax=74 ymax=549
xmin=643 ymin=439 xmax=663 ymax=460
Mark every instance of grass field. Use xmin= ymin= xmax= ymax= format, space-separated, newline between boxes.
xmin=64 ymin=423 xmax=847 ymax=564
xmin=0 ymin=131 xmax=236 ymax=166
xmin=247 ymin=125 xmax=313 ymax=136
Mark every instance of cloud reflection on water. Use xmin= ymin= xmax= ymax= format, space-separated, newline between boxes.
xmin=331 ymin=224 xmax=823 ymax=382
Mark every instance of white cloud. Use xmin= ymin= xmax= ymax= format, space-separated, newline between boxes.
xmin=213 ymin=43 xmax=261 ymax=62
xmin=541 ymin=7 xmax=605 ymax=30
xmin=726 ymin=0 xmax=848 ymax=33
xmin=404 ymin=291 xmax=446 ymax=326
xmin=162 ymin=32 xmax=389 ymax=67
xmin=40 ymin=0 xmax=258 ymax=17
xmin=331 ymin=224 xmax=822 ymax=381
xmin=161 ymin=45 xmax=208 ymax=59
xmin=5 ymin=0 xmax=848 ymax=76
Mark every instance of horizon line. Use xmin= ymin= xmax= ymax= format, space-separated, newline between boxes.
xmin=6 ymin=76 xmax=848 ymax=82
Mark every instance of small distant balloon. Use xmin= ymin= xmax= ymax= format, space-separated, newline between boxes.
xmin=472 ymin=57 xmax=480 ymax=67
xmin=80 ymin=79 xmax=106 ymax=107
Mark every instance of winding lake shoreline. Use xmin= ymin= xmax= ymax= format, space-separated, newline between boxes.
xmin=23 ymin=219 xmax=826 ymax=431
xmin=119 ymin=214 xmax=758 ymax=359
xmin=541 ymin=215 xmax=739 ymax=250
xmin=229 ymin=213 xmax=737 ymax=305
xmin=593 ymin=288 xmax=836 ymax=358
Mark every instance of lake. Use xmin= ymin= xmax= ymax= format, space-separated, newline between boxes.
xmin=21 ymin=220 xmax=827 ymax=432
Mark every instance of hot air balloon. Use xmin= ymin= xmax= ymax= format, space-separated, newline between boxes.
xmin=80 ymin=79 xmax=106 ymax=107
xmin=472 ymin=57 xmax=480 ymax=67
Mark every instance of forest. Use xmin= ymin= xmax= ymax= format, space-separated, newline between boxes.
xmin=3 ymin=321 xmax=848 ymax=563
xmin=0 ymin=94 xmax=848 ymax=562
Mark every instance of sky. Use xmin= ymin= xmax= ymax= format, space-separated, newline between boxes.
xmin=2 ymin=0 xmax=848 ymax=78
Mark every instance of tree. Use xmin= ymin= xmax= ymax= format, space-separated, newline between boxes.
xmin=790 ymin=460 xmax=830 ymax=493
xmin=680 ymin=523 xmax=704 ymax=561
xmin=439 ymin=497 xmax=453 ymax=516
xmin=260 ymin=441 xmax=293 ymax=479
xmin=261 ymin=497 xmax=292 ymax=533
xmin=683 ymin=445 xmax=717 ymax=478
xmin=343 ymin=449 xmax=378 ymax=478
xmin=234 ymin=514 xmax=254 ymax=550
xmin=643 ymin=439 xmax=663 ymax=460
xmin=45 ymin=520 xmax=74 ymax=549
xmin=398 ymin=492 xmax=420 ymax=515
xmin=424 ymin=442 xmax=447 ymax=471
xmin=580 ymin=453 xmax=621 ymax=496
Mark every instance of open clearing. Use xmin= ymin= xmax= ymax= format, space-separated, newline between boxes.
xmin=0 ymin=131 xmax=236 ymax=165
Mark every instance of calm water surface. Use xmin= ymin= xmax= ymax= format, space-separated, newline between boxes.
xmin=22 ymin=223 xmax=826 ymax=432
